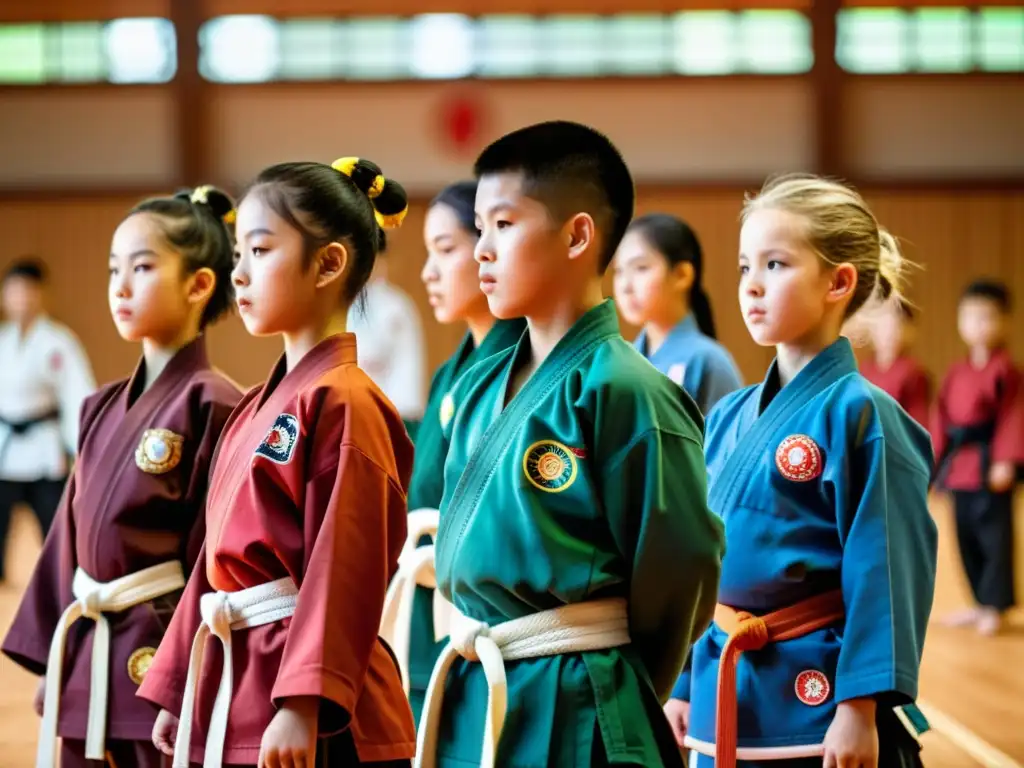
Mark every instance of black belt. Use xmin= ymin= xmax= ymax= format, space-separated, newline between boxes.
xmin=931 ymin=421 xmax=995 ymax=490
xmin=0 ymin=409 xmax=61 ymax=435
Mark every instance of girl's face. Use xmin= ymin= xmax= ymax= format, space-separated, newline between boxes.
xmin=421 ymin=203 xmax=488 ymax=325
xmin=108 ymin=213 xmax=203 ymax=343
xmin=232 ymin=193 xmax=323 ymax=337
xmin=738 ymin=208 xmax=838 ymax=347
xmin=612 ymin=229 xmax=689 ymax=327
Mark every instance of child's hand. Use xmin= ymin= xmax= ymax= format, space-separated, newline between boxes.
xmin=33 ymin=676 xmax=45 ymax=717
xmin=988 ymin=461 xmax=1015 ymax=493
xmin=259 ymin=696 xmax=319 ymax=768
xmin=152 ymin=709 xmax=179 ymax=757
xmin=663 ymin=698 xmax=690 ymax=748
xmin=823 ymin=698 xmax=878 ymax=768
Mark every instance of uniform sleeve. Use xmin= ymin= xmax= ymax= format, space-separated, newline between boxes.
xmin=136 ymin=544 xmax=214 ymax=714
xmin=603 ymin=428 xmax=724 ymax=701
xmin=670 ymin=652 xmax=693 ymax=701
xmin=1 ymin=473 xmax=77 ymax=675
xmin=55 ymin=332 xmax=96 ymax=457
xmin=181 ymin=388 xmax=240 ymax=570
xmin=992 ymin=364 xmax=1024 ymax=466
xmin=271 ymin=444 xmax=408 ymax=729
xmin=693 ymin=350 xmax=744 ymax=416
xmin=834 ymin=435 xmax=937 ymax=705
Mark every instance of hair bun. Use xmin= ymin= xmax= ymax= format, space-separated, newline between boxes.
xmin=177 ymin=184 xmax=237 ymax=224
xmin=332 ymin=157 xmax=409 ymax=231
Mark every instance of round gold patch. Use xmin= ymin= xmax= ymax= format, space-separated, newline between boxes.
xmin=522 ymin=440 xmax=579 ymax=493
xmin=127 ymin=646 xmax=157 ymax=685
xmin=135 ymin=428 xmax=184 ymax=475
xmin=439 ymin=393 xmax=455 ymax=429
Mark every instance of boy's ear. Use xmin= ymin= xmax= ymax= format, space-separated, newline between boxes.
xmin=565 ymin=213 xmax=596 ymax=261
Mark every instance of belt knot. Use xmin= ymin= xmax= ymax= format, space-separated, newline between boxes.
xmin=199 ymin=591 xmax=233 ymax=642
xmin=731 ymin=613 xmax=770 ymax=651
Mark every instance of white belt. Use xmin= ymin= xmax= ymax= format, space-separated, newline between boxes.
xmin=379 ymin=509 xmax=455 ymax=694
xmin=172 ymin=577 xmax=299 ymax=768
xmin=37 ymin=561 xmax=186 ymax=768
xmin=414 ymin=597 xmax=630 ymax=768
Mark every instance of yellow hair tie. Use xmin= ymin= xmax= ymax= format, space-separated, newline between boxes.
xmin=331 ymin=157 xmax=385 ymax=199
xmin=222 ymin=209 xmax=237 ymax=225
xmin=190 ymin=185 xmax=212 ymax=205
xmin=367 ymin=174 xmax=385 ymax=199
xmin=331 ymin=157 xmax=359 ymax=178
xmin=375 ymin=206 xmax=408 ymax=231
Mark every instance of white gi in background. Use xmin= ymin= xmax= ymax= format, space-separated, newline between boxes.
xmin=347 ymin=277 xmax=426 ymax=422
xmin=0 ymin=315 xmax=95 ymax=575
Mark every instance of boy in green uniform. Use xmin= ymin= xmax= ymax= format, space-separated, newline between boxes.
xmin=415 ymin=121 xmax=725 ymax=768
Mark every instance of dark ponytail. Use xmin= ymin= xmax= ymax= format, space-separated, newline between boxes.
xmin=626 ymin=213 xmax=717 ymax=340
xmin=690 ymin=286 xmax=717 ymax=340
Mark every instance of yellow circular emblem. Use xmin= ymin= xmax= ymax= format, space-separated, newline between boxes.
xmin=135 ymin=428 xmax=184 ymax=475
xmin=522 ymin=440 xmax=579 ymax=493
xmin=439 ymin=393 xmax=455 ymax=429
xmin=127 ymin=646 xmax=157 ymax=685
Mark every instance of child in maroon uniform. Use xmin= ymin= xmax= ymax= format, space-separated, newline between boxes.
xmin=933 ymin=279 xmax=1024 ymax=636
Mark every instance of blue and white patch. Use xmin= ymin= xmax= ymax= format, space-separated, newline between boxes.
xmin=256 ymin=414 xmax=299 ymax=464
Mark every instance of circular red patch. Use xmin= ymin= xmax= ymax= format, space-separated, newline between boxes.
xmin=775 ymin=435 xmax=823 ymax=482
xmin=794 ymin=670 xmax=830 ymax=706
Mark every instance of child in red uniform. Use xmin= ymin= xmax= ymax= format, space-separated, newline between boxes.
xmin=860 ymin=299 xmax=931 ymax=426
xmin=933 ymin=279 xmax=1024 ymax=636
xmin=140 ymin=158 xmax=416 ymax=768
xmin=3 ymin=186 xmax=243 ymax=768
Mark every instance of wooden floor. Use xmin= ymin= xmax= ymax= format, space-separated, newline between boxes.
xmin=0 ymin=496 xmax=1022 ymax=767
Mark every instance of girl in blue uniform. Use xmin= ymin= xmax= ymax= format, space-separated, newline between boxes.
xmin=667 ymin=175 xmax=938 ymax=768
xmin=613 ymin=213 xmax=742 ymax=413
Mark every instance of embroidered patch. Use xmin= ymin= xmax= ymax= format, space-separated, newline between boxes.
xmin=667 ymin=363 xmax=686 ymax=386
xmin=523 ymin=440 xmax=580 ymax=493
xmin=127 ymin=646 xmax=157 ymax=685
xmin=256 ymin=414 xmax=300 ymax=465
xmin=439 ymin=393 xmax=455 ymax=429
xmin=135 ymin=429 xmax=184 ymax=475
xmin=794 ymin=669 xmax=830 ymax=706
xmin=775 ymin=435 xmax=823 ymax=482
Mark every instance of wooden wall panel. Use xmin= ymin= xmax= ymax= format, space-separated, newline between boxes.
xmin=0 ymin=90 xmax=177 ymax=189
xmin=844 ymin=79 xmax=1024 ymax=179
xmin=208 ymin=80 xmax=814 ymax=194
xmin=1 ymin=189 xmax=1021 ymax=397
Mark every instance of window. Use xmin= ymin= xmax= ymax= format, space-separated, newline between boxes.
xmin=977 ymin=7 xmax=1024 ymax=71
xmin=197 ymin=11 xmax=813 ymax=83
xmin=837 ymin=7 xmax=1024 ymax=73
xmin=673 ymin=12 xmax=737 ymax=75
xmin=410 ymin=14 xmax=474 ymax=79
xmin=0 ymin=24 xmax=46 ymax=84
xmin=605 ymin=15 xmax=671 ymax=76
xmin=0 ymin=18 xmax=175 ymax=84
xmin=199 ymin=15 xmax=278 ymax=83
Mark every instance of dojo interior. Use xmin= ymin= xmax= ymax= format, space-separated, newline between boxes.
xmin=1 ymin=0 xmax=1023 ymax=764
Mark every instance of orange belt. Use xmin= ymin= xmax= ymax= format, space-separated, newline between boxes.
xmin=714 ymin=590 xmax=845 ymax=768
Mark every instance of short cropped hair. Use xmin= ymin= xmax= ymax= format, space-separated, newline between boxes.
xmin=473 ymin=120 xmax=635 ymax=270
xmin=3 ymin=258 xmax=47 ymax=284
xmin=961 ymin=279 xmax=1012 ymax=313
